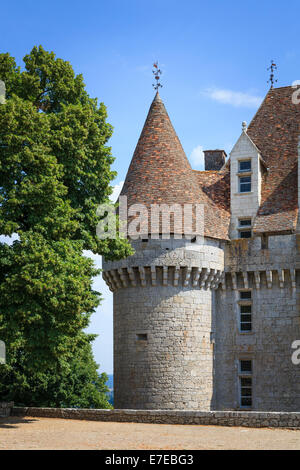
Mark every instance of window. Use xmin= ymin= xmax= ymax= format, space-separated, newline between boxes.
xmin=240 ymin=291 xmax=252 ymax=300
xmin=240 ymin=376 xmax=252 ymax=407
xmin=238 ymin=160 xmax=251 ymax=173
xmin=239 ymin=219 xmax=251 ymax=227
xmin=261 ymin=234 xmax=269 ymax=249
xmin=240 ymin=359 xmax=252 ymax=373
xmin=136 ymin=333 xmax=147 ymax=341
xmin=239 ymin=230 xmax=251 ymax=239
xmin=238 ymin=219 xmax=252 ymax=239
xmin=240 ymin=305 xmax=252 ymax=331
xmin=239 ymin=290 xmax=252 ymax=332
xmin=239 ymin=175 xmax=251 ymax=193
xmin=239 ymin=359 xmax=253 ymax=408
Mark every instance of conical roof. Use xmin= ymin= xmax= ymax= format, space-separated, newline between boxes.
xmin=120 ymin=92 xmax=229 ymax=239
xmin=121 ymin=92 xmax=199 ymax=207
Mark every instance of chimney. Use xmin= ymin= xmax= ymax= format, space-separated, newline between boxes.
xmin=204 ymin=150 xmax=227 ymax=171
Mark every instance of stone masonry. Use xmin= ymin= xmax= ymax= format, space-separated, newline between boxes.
xmin=102 ymin=86 xmax=300 ymax=412
xmin=104 ymin=238 xmax=224 ymax=410
xmin=12 ymin=407 xmax=300 ymax=429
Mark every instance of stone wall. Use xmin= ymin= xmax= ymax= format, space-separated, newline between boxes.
xmin=0 ymin=402 xmax=13 ymax=417
xmin=102 ymin=234 xmax=300 ymax=412
xmin=114 ymin=284 xmax=214 ymax=410
xmin=103 ymin=237 xmax=225 ymax=410
xmin=12 ymin=407 xmax=300 ymax=429
xmin=215 ymin=234 xmax=300 ymax=411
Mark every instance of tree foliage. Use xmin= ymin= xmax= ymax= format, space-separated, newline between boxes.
xmin=0 ymin=46 xmax=131 ymax=257
xmin=0 ymin=46 xmax=130 ymax=407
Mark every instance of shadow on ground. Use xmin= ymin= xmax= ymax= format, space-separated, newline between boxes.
xmin=0 ymin=416 xmax=37 ymax=429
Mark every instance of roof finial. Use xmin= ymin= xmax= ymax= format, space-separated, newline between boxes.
xmin=152 ymin=62 xmax=163 ymax=92
xmin=267 ymin=60 xmax=278 ymax=89
xmin=242 ymin=121 xmax=247 ymax=132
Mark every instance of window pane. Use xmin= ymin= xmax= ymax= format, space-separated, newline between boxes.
xmin=240 ymin=184 xmax=251 ymax=193
xmin=239 ymin=160 xmax=251 ymax=172
xmin=239 ymin=176 xmax=252 ymax=193
xmin=241 ymin=322 xmax=252 ymax=331
xmin=239 ymin=230 xmax=252 ymax=238
xmin=241 ymin=305 xmax=252 ymax=313
xmin=241 ymin=397 xmax=252 ymax=406
xmin=240 ymin=291 xmax=252 ymax=300
xmin=241 ymin=377 xmax=252 ymax=386
xmin=241 ymin=388 xmax=252 ymax=397
xmin=136 ymin=333 xmax=147 ymax=341
xmin=239 ymin=219 xmax=252 ymax=227
xmin=240 ymin=360 xmax=252 ymax=373
xmin=241 ymin=314 xmax=252 ymax=322
xmin=240 ymin=176 xmax=251 ymax=183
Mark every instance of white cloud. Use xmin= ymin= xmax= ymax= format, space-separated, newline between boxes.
xmin=110 ymin=181 xmax=124 ymax=203
xmin=202 ymin=88 xmax=263 ymax=108
xmin=190 ymin=145 xmax=205 ymax=170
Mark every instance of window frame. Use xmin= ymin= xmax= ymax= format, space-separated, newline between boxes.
xmin=238 ymin=229 xmax=252 ymax=239
xmin=239 ymin=175 xmax=252 ymax=193
xmin=238 ymin=218 xmax=252 ymax=239
xmin=261 ymin=233 xmax=269 ymax=249
xmin=240 ymin=375 xmax=253 ymax=408
xmin=238 ymin=159 xmax=252 ymax=173
xmin=238 ymin=290 xmax=253 ymax=333
xmin=239 ymin=359 xmax=253 ymax=408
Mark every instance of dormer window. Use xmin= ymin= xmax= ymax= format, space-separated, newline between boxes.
xmin=239 ymin=160 xmax=251 ymax=173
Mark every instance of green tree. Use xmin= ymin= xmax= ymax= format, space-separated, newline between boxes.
xmin=0 ymin=46 xmax=131 ymax=407
xmin=0 ymin=46 xmax=131 ymax=257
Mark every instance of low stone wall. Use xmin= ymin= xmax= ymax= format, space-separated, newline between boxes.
xmin=0 ymin=402 xmax=14 ymax=418
xmin=12 ymin=407 xmax=300 ymax=429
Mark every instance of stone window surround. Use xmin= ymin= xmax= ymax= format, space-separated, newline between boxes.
xmin=135 ymin=329 xmax=150 ymax=344
xmin=233 ymin=191 xmax=253 ymax=196
xmin=136 ymin=333 xmax=148 ymax=342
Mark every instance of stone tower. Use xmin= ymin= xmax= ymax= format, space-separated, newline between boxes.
xmin=102 ymin=92 xmax=227 ymax=410
xmin=102 ymin=86 xmax=300 ymax=412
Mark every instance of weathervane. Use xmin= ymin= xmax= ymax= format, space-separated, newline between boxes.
xmin=267 ymin=60 xmax=278 ymax=89
xmin=152 ymin=62 xmax=162 ymax=91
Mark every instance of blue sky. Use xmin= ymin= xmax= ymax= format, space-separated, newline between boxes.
xmin=2 ymin=0 xmax=300 ymax=373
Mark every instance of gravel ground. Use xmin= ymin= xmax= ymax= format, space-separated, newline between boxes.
xmin=1 ymin=416 xmax=300 ymax=450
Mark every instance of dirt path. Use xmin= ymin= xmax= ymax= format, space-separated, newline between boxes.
xmin=1 ymin=416 xmax=300 ymax=450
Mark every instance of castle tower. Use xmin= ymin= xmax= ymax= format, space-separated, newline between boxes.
xmin=102 ymin=92 xmax=227 ymax=410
